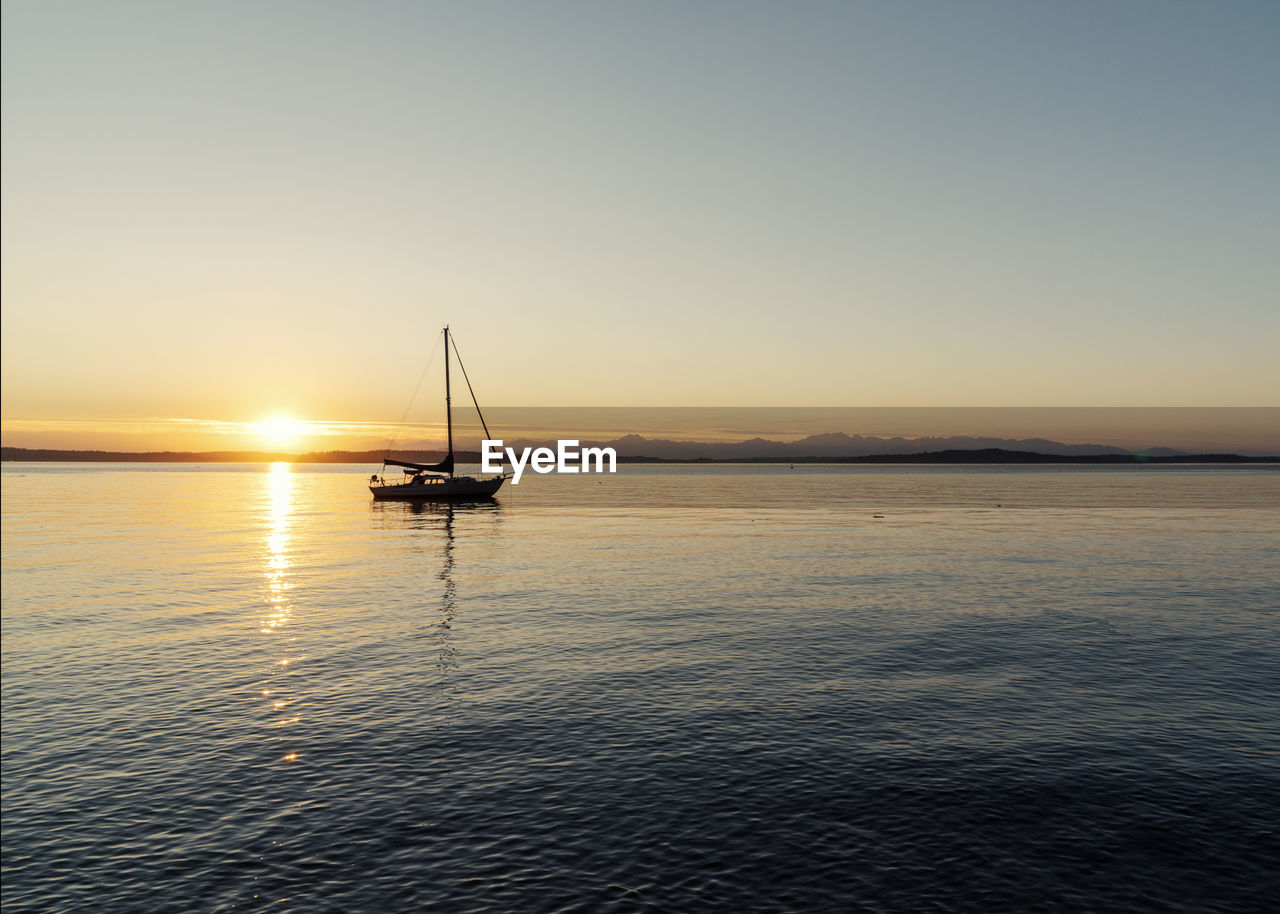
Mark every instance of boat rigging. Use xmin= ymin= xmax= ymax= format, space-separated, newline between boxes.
xmin=369 ymin=326 xmax=507 ymax=500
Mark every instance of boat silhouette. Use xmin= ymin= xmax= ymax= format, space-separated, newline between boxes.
xmin=370 ymin=326 xmax=507 ymax=500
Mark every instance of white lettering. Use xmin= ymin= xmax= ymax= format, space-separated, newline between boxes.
xmin=581 ymin=446 xmax=616 ymax=474
xmin=530 ymin=447 xmax=556 ymax=473
xmin=496 ymin=440 xmax=620 ymax=484
xmin=558 ymin=439 xmax=579 ymax=473
xmin=482 ymin=439 xmax=504 ymax=474
xmin=508 ymin=446 xmax=531 ymax=484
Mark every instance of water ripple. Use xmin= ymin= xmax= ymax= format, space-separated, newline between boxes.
xmin=3 ymin=465 xmax=1278 ymax=912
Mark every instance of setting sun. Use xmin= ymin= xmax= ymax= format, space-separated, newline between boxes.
xmin=253 ymin=416 xmax=306 ymax=448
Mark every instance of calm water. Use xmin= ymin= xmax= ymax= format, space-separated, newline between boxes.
xmin=3 ymin=463 xmax=1278 ymax=912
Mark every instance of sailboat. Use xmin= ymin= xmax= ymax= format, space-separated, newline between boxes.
xmin=369 ymin=326 xmax=507 ymax=500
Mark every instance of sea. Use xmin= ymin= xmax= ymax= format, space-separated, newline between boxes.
xmin=2 ymin=463 xmax=1278 ymax=913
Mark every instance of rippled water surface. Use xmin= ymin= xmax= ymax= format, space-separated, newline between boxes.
xmin=3 ymin=463 xmax=1279 ymax=912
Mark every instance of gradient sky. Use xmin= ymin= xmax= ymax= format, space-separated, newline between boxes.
xmin=3 ymin=1 xmax=1277 ymax=450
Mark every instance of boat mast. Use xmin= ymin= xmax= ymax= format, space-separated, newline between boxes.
xmin=444 ymin=325 xmax=453 ymax=476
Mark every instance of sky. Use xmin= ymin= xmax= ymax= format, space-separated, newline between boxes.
xmin=2 ymin=1 xmax=1277 ymax=452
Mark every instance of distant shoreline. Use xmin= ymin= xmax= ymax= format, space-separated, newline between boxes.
xmin=2 ymin=447 xmax=1276 ymax=465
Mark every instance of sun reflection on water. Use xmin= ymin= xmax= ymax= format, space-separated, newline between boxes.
xmin=260 ymin=462 xmax=301 ymax=763
xmin=262 ymin=463 xmax=292 ymax=633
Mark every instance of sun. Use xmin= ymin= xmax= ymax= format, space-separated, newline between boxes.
xmin=253 ymin=415 xmax=307 ymax=448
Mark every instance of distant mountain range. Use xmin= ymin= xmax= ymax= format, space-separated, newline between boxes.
xmin=502 ymin=433 xmax=1189 ymax=460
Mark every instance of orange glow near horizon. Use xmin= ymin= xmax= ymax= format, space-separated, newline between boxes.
xmin=1 ymin=409 xmax=1279 ymax=456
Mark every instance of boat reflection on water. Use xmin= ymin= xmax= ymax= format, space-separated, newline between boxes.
xmin=369 ymin=498 xmax=502 ymax=717
xmin=369 ymin=494 xmax=503 ymax=528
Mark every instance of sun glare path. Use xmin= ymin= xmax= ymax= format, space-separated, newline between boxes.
xmin=261 ymin=462 xmax=302 ymax=766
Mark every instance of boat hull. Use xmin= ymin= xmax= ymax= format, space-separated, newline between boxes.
xmin=370 ymin=474 xmax=505 ymax=500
